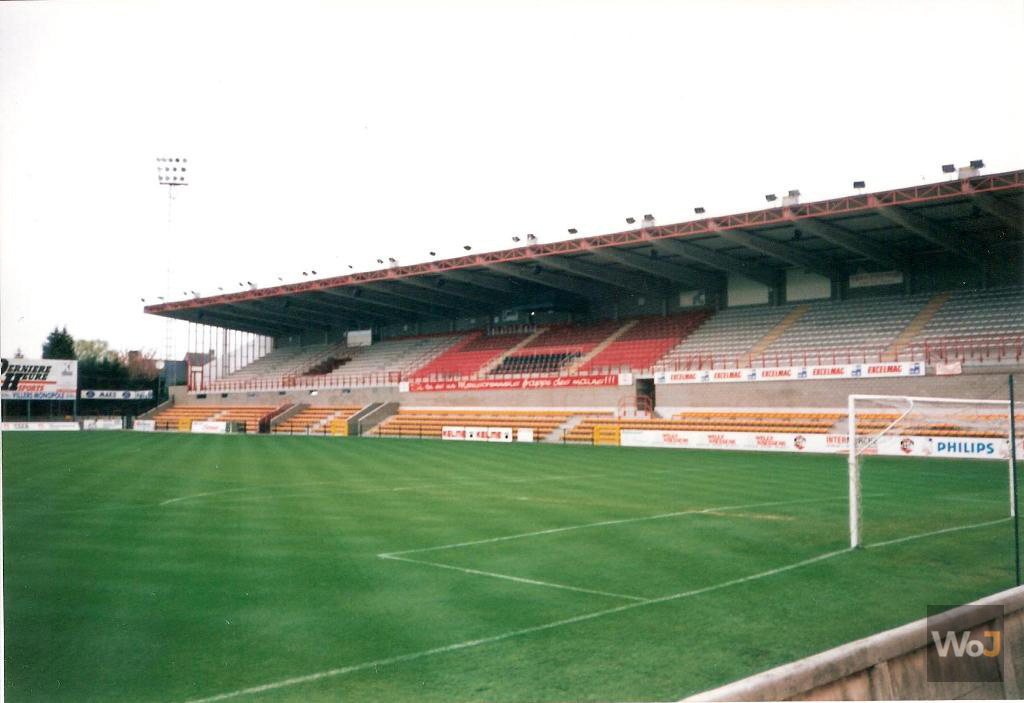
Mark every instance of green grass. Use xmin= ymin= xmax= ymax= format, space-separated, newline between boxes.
xmin=2 ymin=431 xmax=1019 ymax=703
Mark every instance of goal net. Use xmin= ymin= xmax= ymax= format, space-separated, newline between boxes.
xmin=847 ymin=394 xmax=1021 ymax=549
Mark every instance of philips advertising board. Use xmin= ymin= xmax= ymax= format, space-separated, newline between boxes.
xmin=1 ymin=358 xmax=78 ymax=400
xmin=619 ymin=429 xmax=1020 ymax=460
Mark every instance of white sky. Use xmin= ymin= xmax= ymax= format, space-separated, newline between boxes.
xmin=1 ymin=0 xmax=1022 ymax=359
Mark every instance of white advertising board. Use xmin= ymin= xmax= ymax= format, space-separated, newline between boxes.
xmin=81 ymin=389 xmax=154 ymax=400
xmin=1 ymin=421 xmax=80 ymax=431
xmin=82 ymin=418 xmax=123 ymax=430
xmin=655 ymin=361 xmax=924 ymax=386
xmin=517 ymin=428 xmax=534 ymax=442
xmin=849 ymin=270 xmax=904 ymax=288
xmin=1 ymin=358 xmax=78 ymax=400
xmin=191 ymin=420 xmax=228 ymax=434
xmin=442 ymin=425 xmax=514 ymax=442
xmin=619 ymin=429 xmax=1020 ymax=460
xmin=347 ymin=330 xmax=373 ymax=347
xmin=134 ymin=420 xmax=156 ymax=432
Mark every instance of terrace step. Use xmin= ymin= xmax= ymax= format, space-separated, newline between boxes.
xmin=270 ymin=403 xmax=308 ymax=429
xmin=310 ymin=408 xmax=347 ymax=432
xmin=542 ymin=414 xmax=589 ymax=443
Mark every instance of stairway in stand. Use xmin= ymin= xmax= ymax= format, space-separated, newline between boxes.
xmin=563 ymin=320 xmax=638 ymax=373
xmin=883 ymin=292 xmax=951 ymax=360
xmin=743 ymin=305 xmax=810 ymax=362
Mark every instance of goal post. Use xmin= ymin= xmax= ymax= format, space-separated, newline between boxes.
xmin=847 ymin=393 xmax=1020 ymax=549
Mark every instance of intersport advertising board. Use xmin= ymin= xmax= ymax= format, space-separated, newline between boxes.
xmin=619 ymin=429 xmax=1022 ymax=460
xmin=1 ymin=358 xmax=78 ymax=400
xmin=654 ymin=361 xmax=924 ymax=386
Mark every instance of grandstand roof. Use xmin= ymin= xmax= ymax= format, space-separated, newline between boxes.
xmin=144 ymin=169 xmax=1024 ymax=336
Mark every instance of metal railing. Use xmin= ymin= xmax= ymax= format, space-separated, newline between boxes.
xmin=657 ymin=334 xmax=1022 ymax=371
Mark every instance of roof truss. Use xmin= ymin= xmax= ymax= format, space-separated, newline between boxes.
xmin=873 ymin=204 xmax=984 ymax=264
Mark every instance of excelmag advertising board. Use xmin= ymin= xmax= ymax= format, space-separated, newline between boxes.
xmin=654 ymin=361 xmax=924 ymax=386
xmin=1 ymin=358 xmax=78 ymax=400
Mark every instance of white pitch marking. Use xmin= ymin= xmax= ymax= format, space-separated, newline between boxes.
xmin=864 ymin=517 xmax=1011 ymax=549
xmin=178 ymin=548 xmax=849 ymax=703
xmin=380 ymin=494 xmax=878 ymax=558
xmin=159 ymin=481 xmax=348 ymax=506
xmin=379 ymin=554 xmax=647 ymax=602
xmin=177 ymin=507 xmax=989 ymax=703
xmin=159 ymin=473 xmax=587 ymax=507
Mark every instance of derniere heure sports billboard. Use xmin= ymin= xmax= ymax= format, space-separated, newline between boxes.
xmin=1 ymin=358 xmax=78 ymax=400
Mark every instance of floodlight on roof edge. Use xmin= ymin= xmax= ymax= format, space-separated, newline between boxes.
xmin=567 ymin=228 xmax=577 ymax=234
xmin=853 ymin=181 xmax=866 ymax=190
xmin=625 ymin=217 xmax=636 ymax=224
xmin=694 ymin=207 xmax=705 ymax=214
xmin=765 ymin=193 xmax=777 ymax=202
xmin=958 ymin=159 xmax=985 ymax=179
xmin=941 ymin=163 xmax=956 ymax=173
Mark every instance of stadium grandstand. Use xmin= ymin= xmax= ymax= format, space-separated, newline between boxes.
xmin=8 ymin=167 xmax=1024 ymax=703
xmin=139 ymin=168 xmax=1022 ymax=437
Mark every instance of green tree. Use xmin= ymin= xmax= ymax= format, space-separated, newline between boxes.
xmin=74 ymin=339 xmax=117 ymax=363
xmin=42 ymin=326 xmax=76 ymax=359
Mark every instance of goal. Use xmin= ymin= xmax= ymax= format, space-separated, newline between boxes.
xmin=847 ymin=394 xmax=1020 ymax=549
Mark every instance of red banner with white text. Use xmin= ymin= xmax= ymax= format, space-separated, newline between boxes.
xmin=406 ymin=374 xmax=622 ymax=393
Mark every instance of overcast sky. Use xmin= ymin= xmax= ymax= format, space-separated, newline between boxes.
xmin=1 ymin=0 xmax=1022 ymax=360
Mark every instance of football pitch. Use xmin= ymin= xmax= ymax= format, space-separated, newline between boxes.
xmin=2 ymin=432 xmax=1018 ymax=702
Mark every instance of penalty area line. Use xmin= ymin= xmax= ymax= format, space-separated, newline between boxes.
xmin=379 ymin=554 xmax=648 ymax=602
xmin=381 ymin=494 xmax=883 ymax=558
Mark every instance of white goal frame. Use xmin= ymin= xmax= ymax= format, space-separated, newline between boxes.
xmin=847 ymin=393 xmax=1018 ymax=549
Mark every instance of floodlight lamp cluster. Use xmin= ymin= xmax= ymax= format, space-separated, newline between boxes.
xmin=943 ymin=160 xmax=984 ymax=176
xmin=156 ymin=157 xmax=188 ymax=185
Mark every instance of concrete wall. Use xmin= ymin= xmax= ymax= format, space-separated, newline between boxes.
xmin=169 ymin=366 xmax=1020 ymax=412
xmin=686 ymin=585 xmax=1024 ymax=701
xmin=171 ymin=383 xmax=624 ymax=409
